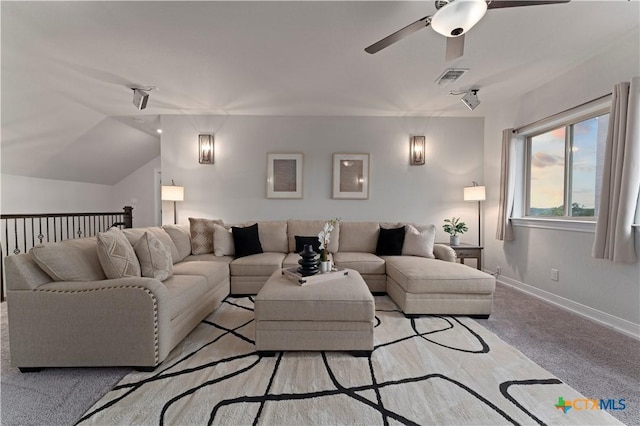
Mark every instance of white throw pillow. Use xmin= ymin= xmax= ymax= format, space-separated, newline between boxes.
xmin=213 ymin=224 xmax=235 ymax=256
xmin=401 ymin=224 xmax=436 ymax=258
xmin=96 ymin=227 xmax=141 ymax=279
xmin=134 ymin=231 xmax=173 ymax=281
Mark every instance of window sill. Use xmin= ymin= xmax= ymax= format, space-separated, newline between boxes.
xmin=511 ymin=217 xmax=596 ymax=233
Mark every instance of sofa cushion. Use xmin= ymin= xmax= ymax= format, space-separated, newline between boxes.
xmin=339 ymin=222 xmax=379 ymax=253
xmin=134 ymin=231 xmax=173 ymax=281
xmin=162 ymin=224 xmax=191 ymax=262
xmin=172 ymin=260 xmax=229 ymax=290
xmin=384 ymin=256 xmax=495 ymax=294
xmin=232 ymin=223 xmax=263 ymax=258
xmin=332 ymin=252 xmax=385 ymax=275
xmin=163 ymin=274 xmax=210 ymax=320
xmin=287 ymin=220 xmax=339 ymax=253
xmin=230 ymin=252 xmax=286 ymax=276
xmin=184 ymin=253 xmax=234 ymax=263
xmin=376 ymin=226 xmax=406 ymax=256
xmin=123 ymin=227 xmax=180 ymax=265
xmin=189 ymin=217 xmax=224 ymax=255
xmin=213 ymin=224 xmax=235 ymax=256
xmin=402 ymin=224 xmax=436 ymax=258
xmin=30 ymin=237 xmax=106 ymax=282
xmin=256 ymin=221 xmax=288 ymax=253
xmin=96 ymin=227 xmax=141 ymax=279
xmin=294 ymin=235 xmax=321 ymax=253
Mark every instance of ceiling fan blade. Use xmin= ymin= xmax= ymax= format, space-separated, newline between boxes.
xmin=445 ymin=34 xmax=465 ymax=61
xmin=487 ymin=0 xmax=570 ymax=10
xmin=365 ymin=16 xmax=431 ymax=54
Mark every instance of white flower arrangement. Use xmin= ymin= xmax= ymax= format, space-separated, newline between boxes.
xmin=318 ymin=218 xmax=339 ymax=261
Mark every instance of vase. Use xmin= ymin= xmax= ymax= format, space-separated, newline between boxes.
xmin=320 ymin=260 xmax=332 ymax=273
xmin=450 ymin=235 xmax=460 ymax=246
xmin=297 ymin=244 xmax=319 ymax=276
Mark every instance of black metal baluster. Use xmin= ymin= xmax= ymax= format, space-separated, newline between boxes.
xmin=31 ymin=218 xmax=35 ymax=250
xmin=22 ymin=218 xmax=27 ymax=254
xmin=38 ymin=217 xmax=44 ymax=244
xmin=5 ymin=220 xmax=9 ymax=256
xmin=12 ymin=219 xmax=19 ymax=254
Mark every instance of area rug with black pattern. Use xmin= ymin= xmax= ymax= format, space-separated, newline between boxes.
xmin=79 ymin=296 xmax=620 ymax=425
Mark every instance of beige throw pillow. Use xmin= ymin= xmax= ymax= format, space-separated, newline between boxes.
xmin=31 ymin=237 xmax=106 ymax=282
xmin=96 ymin=227 xmax=141 ymax=279
xmin=189 ymin=217 xmax=224 ymax=255
xmin=402 ymin=224 xmax=436 ymax=258
xmin=123 ymin=227 xmax=180 ymax=264
xmin=162 ymin=224 xmax=191 ymax=262
xmin=213 ymin=224 xmax=235 ymax=256
xmin=134 ymin=231 xmax=173 ymax=281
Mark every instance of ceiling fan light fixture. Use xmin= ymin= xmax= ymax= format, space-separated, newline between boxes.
xmin=431 ymin=0 xmax=488 ymax=37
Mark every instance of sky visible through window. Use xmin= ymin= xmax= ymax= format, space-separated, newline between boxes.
xmin=529 ymin=114 xmax=608 ymax=217
xmin=530 ymin=128 xmax=565 ymax=210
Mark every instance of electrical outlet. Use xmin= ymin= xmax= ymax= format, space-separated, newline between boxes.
xmin=496 ymin=266 xmax=501 ymax=275
xmin=551 ymin=269 xmax=559 ymax=282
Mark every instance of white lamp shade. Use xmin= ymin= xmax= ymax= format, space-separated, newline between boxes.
xmin=162 ymin=185 xmax=184 ymax=201
xmin=464 ymin=185 xmax=486 ymax=201
xmin=431 ymin=0 xmax=487 ymax=37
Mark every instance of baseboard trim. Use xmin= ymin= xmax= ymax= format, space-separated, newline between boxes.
xmin=496 ymin=275 xmax=640 ymax=341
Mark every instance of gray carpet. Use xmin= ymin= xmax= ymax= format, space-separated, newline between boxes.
xmin=476 ymin=283 xmax=640 ymax=425
xmin=0 ymin=304 xmax=130 ymax=426
xmin=1 ymin=282 xmax=638 ymax=425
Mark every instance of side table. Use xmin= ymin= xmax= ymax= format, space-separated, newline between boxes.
xmin=437 ymin=243 xmax=483 ymax=270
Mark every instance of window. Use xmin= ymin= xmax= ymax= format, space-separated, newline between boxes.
xmin=524 ymin=110 xmax=609 ymax=219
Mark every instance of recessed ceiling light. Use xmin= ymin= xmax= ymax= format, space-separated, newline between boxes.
xmin=157 ymin=129 xmax=163 ymax=134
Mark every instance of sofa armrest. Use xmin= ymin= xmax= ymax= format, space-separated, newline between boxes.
xmin=433 ymin=244 xmax=456 ymax=262
xmin=7 ymin=277 xmax=171 ymax=368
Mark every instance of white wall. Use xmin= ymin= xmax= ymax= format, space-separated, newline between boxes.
xmin=483 ymin=29 xmax=640 ymax=334
xmin=160 ymin=115 xmax=484 ymax=243
xmin=113 ymin=156 xmax=161 ymax=228
xmin=2 ymin=156 xmax=160 ymax=230
xmin=0 ymin=174 xmax=116 ymax=214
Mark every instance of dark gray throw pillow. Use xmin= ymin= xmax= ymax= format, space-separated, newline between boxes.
xmin=294 ymin=235 xmax=322 ymax=253
xmin=375 ymin=226 xmax=406 ymax=256
xmin=231 ymin=223 xmax=263 ymax=258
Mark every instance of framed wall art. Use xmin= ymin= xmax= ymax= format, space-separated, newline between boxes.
xmin=266 ymin=153 xmax=303 ymax=199
xmin=332 ymin=153 xmax=370 ymax=199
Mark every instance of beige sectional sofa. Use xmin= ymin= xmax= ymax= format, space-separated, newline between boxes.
xmin=4 ymin=219 xmax=495 ymax=371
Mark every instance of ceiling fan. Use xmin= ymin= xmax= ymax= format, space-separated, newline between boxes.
xmin=365 ymin=0 xmax=570 ymax=61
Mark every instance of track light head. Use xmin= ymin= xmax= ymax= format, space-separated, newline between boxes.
xmin=132 ymin=88 xmax=149 ymax=110
xmin=461 ymin=89 xmax=480 ymax=110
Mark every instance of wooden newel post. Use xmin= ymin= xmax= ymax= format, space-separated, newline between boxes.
xmin=123 ymin=206 xmax=133 ymax=229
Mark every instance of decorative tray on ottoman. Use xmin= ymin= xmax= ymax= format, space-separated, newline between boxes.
xmin=282 ymin=267 xmax=349 ymax=286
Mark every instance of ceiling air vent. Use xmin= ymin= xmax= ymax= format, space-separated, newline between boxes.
xmin=435 ymin=68 xmax=469 ymax=86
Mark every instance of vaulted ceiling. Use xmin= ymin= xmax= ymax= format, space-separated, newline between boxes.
xmin=2 ymin=1 xmax=638 ymax=185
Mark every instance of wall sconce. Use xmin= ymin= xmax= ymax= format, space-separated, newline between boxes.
xmin=161 ymin=179 xmax=184 ymax=224
xmin=410 ymin=136 xmax=426 ymax=165
xmin=199 ymin=134 xmax=214 ymax=164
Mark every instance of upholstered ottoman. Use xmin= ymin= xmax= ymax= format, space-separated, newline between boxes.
xmin=384 ymin=256 xmax=496 ymax=317
xmin=255 ymin=269 xmax=375 ymax=356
